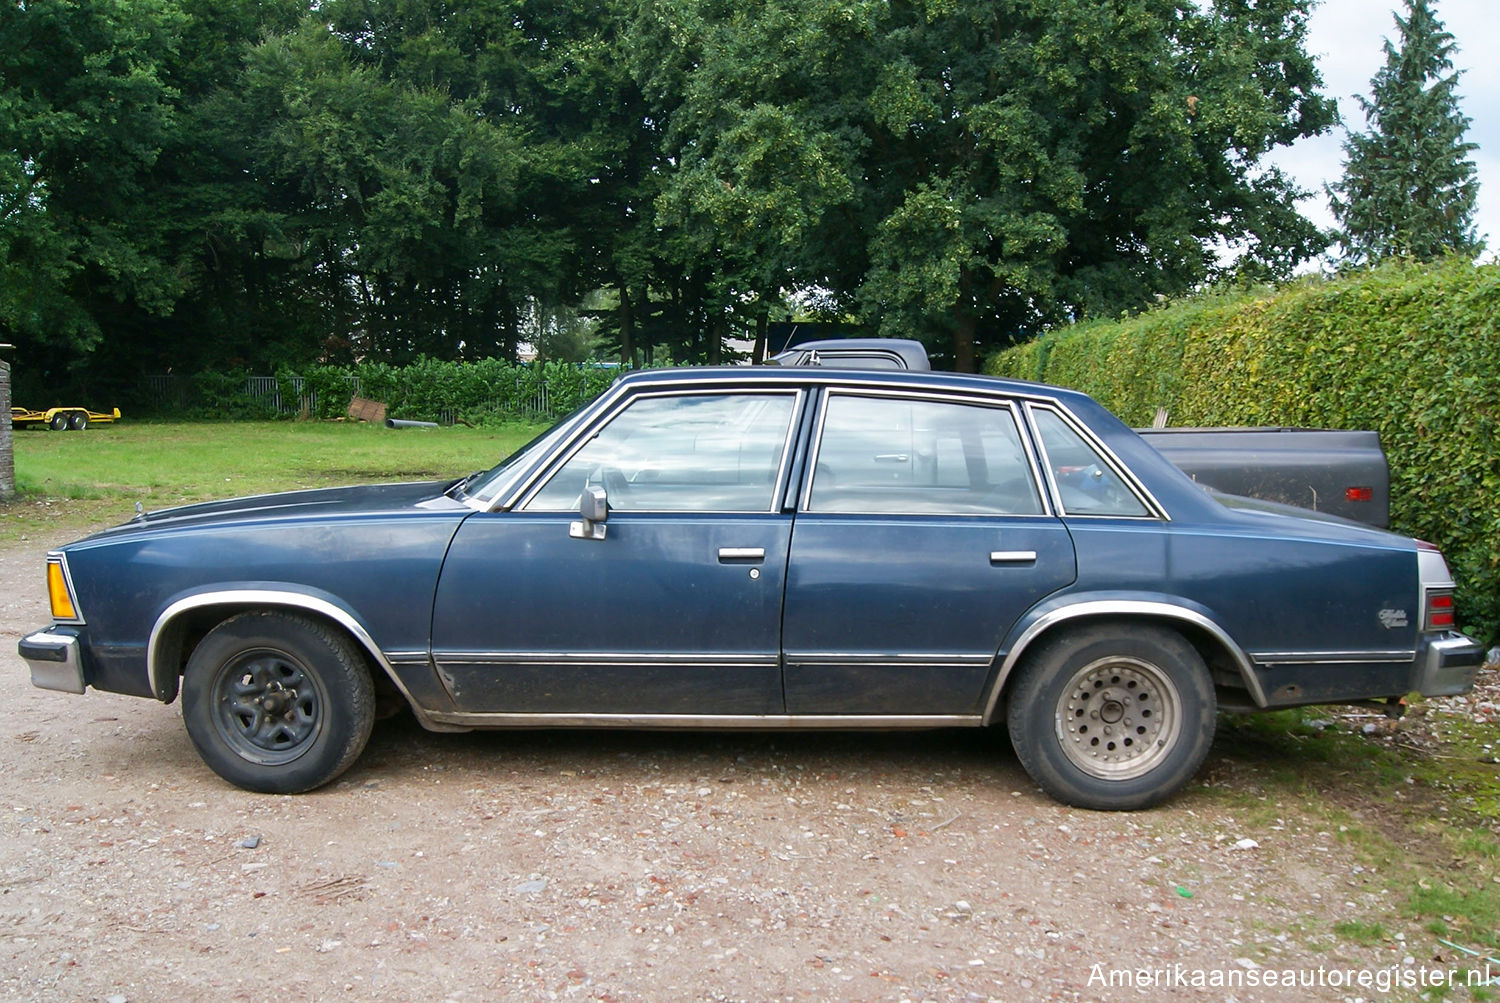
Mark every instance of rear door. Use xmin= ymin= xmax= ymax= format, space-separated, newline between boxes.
xmin=781 ymin=390 xmax=1076 ymax=715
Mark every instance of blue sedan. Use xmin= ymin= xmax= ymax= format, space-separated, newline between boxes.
xmin=18 ymin=367 xmax=1484 ymax=809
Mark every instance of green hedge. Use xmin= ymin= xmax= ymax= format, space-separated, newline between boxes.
xmin=171 ymin=358 xmax=622 ymax=424
xmin=987 ymin=257 xmax=1500 ymax=642
xmin=293 ymin=358 xmax=620 ymax=423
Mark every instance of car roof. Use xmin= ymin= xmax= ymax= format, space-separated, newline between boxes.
xmin=613 ymin=363 xmax=1087 ymax=407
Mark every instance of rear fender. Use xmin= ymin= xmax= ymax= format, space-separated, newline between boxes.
xmin=981 ymin=595 xmax=1263 ymax=723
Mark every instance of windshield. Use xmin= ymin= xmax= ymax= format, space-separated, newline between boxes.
xmin=458 ymin=402 xmax=595 ymax=509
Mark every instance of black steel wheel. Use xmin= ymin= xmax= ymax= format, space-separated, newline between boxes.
xmin=181 ymin=611 xmax=375 ymax=793
xmin=1006 ymin=623 xmax=1215 ymax=810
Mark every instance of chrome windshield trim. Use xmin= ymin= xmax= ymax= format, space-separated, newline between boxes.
xmin=496 ymin=378 xmax=634 ymax=511
xmin=420 ymin=711 xmax=984 ymax=730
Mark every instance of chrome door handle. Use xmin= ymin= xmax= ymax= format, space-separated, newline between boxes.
xmin=990 ymin=550 xmax=1038 ymax=564
xmin=718 ymin=547 xmax=766 ymax=562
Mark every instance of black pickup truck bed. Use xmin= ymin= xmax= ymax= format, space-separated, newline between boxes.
xmin=1137 ymin=427 xmax=1389 ymax=528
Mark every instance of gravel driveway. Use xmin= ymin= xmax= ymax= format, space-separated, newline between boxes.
xmin=0 ymin=538 xmax=1457 ymax=1001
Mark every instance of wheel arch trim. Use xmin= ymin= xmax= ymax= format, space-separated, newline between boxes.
xmin=980 ymin=599 xmax=1265 ymax=724
xmin=147 ymin=589 xmax=423 ymax=716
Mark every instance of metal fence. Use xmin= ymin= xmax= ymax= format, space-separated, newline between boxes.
xmin=243 ymin=375 xmax=327 ymax=417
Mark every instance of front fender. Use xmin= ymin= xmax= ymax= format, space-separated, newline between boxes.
xmin=146 ymin=585 xmax=417 ymax=706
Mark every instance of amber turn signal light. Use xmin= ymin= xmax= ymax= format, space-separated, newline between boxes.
xmin=47 ymin=559 xmax=79 ymax=621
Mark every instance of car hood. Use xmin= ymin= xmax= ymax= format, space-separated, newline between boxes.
xmin=82 ymin=480 xmax=466 ymax=539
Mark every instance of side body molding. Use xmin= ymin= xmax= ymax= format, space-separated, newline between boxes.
xmin=980 ymin=598 xmax=1266 ymax=724
xmin=146 ymin=589 xmax=449 ymax=728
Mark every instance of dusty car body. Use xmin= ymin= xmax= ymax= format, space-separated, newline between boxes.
xmin=19 ymin=366 xmax=1483 ymax=809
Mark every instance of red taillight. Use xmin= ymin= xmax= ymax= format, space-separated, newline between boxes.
xmin=1345 ymin=486 xmax=1374 ymax=502
xmin=1425 ymin=591 xmax=1455 ymax=631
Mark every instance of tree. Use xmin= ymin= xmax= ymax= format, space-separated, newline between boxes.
xmin=639 ymin=0 xmax=1336 ymax=371
xmin=1329 ymin=0 xmax=1482 ymax=264
xmin=0 ymin=0 xmax=185 ymax=363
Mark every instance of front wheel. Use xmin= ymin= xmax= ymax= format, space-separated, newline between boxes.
xmin=1006 ymin=623 xmax=1215 ymax=810
xmin=181 ymin=611 xmax=375 ymax=793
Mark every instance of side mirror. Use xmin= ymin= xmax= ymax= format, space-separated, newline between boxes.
xmin=570 ymin=483 xmax=608 ymax=540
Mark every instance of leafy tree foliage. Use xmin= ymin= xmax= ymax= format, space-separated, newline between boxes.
xmin=1 ymin=0 xmax=1337 ymax=391
xmin=643 ymin=0 xmax=1334 ymax=370
xmin=0 ymin=0 xmax=185 ymax=357
xmin=1329 ymin=0 xmax=1481 ymax=265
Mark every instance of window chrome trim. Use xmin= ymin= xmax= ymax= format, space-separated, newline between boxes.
xmin=1023 ymin=402 xmax=1169 ymax=521
xmin=801 ymin=389 xmax=1053 ymax=517
xmin=510 ymin=387 xmax=805 ymax=516
xmin=980 ymin=600 xmax=1264 ymax=722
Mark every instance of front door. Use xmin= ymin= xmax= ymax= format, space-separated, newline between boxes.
xmin=430 ymin=390 xmax=802 ymax=716
xmin=781 ymin=391 xmax=1077 ymax=715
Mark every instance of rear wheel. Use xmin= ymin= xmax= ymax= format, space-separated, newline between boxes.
xmin=181 ymin=611 xmax=375 ymax=793
xmin=1006 ymin=623 xmax=1215 ymax=810
xmin=67 ymin=411 xmax=88 ymax=430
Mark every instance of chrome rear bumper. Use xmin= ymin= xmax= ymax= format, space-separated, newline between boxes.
xmin=1414 ymin=632 xmax=1485 ymax=697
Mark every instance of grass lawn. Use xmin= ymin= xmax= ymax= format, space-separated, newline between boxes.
xmin=2 ymin=418 xmax=550 ymax=544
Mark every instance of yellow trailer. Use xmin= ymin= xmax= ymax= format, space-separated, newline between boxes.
xmin=10 ymin=405 xmax=121 ymax=431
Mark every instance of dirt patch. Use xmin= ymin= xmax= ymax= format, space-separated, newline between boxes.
xmin=0 ymin=537 xmax=1482 ymax=1001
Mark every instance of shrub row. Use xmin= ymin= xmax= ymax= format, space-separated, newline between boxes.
xmin=289 ymin=358 xmax=620 ymax=422
xmin=987 ymin=257 xmax=1500 ymax=642
xmin=165 ymin=358 xmax=622 ymax=424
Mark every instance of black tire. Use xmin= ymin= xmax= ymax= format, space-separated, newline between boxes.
xmin=1006 ymin=623 xmax=1215 ymax=810
xmin=48 ymin=413 xmax=68 ymax=430
xmin=180 ymin=611 xmax=375 ymax=794
xmin=67 ymin=412 xmax=88 ymax=431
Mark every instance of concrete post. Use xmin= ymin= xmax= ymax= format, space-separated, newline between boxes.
xmin=0 ymin=355 xmax=13 ymax=500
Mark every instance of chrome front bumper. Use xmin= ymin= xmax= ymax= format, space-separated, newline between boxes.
xmin=1414 ymin=632 xmax=1485 ymax=697
xmin=18 ymin=629 xmax=86 ymax=695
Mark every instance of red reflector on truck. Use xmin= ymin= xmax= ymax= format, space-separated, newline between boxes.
xmin=1345 ymin=486 xmax=1374 ymax=502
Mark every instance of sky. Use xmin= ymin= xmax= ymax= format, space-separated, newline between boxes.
xmin=1268 ymin=0 xmax=1498 ymax=259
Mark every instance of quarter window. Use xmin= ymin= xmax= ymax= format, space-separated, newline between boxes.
xmin=807 ymin=395 xmax=1044 ymax=515
xmin=1030 ymin=407 xmax=1151 ymax=517
xmin=524 ymin=393 xmax=796 ymax=513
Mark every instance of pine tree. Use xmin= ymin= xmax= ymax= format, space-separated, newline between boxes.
xmin=1330 ymin=0 xmax=1482 ymax=263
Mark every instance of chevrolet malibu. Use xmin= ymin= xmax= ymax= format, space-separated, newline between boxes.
xmin=19 ymin=367 xmax=1484 ymax=809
